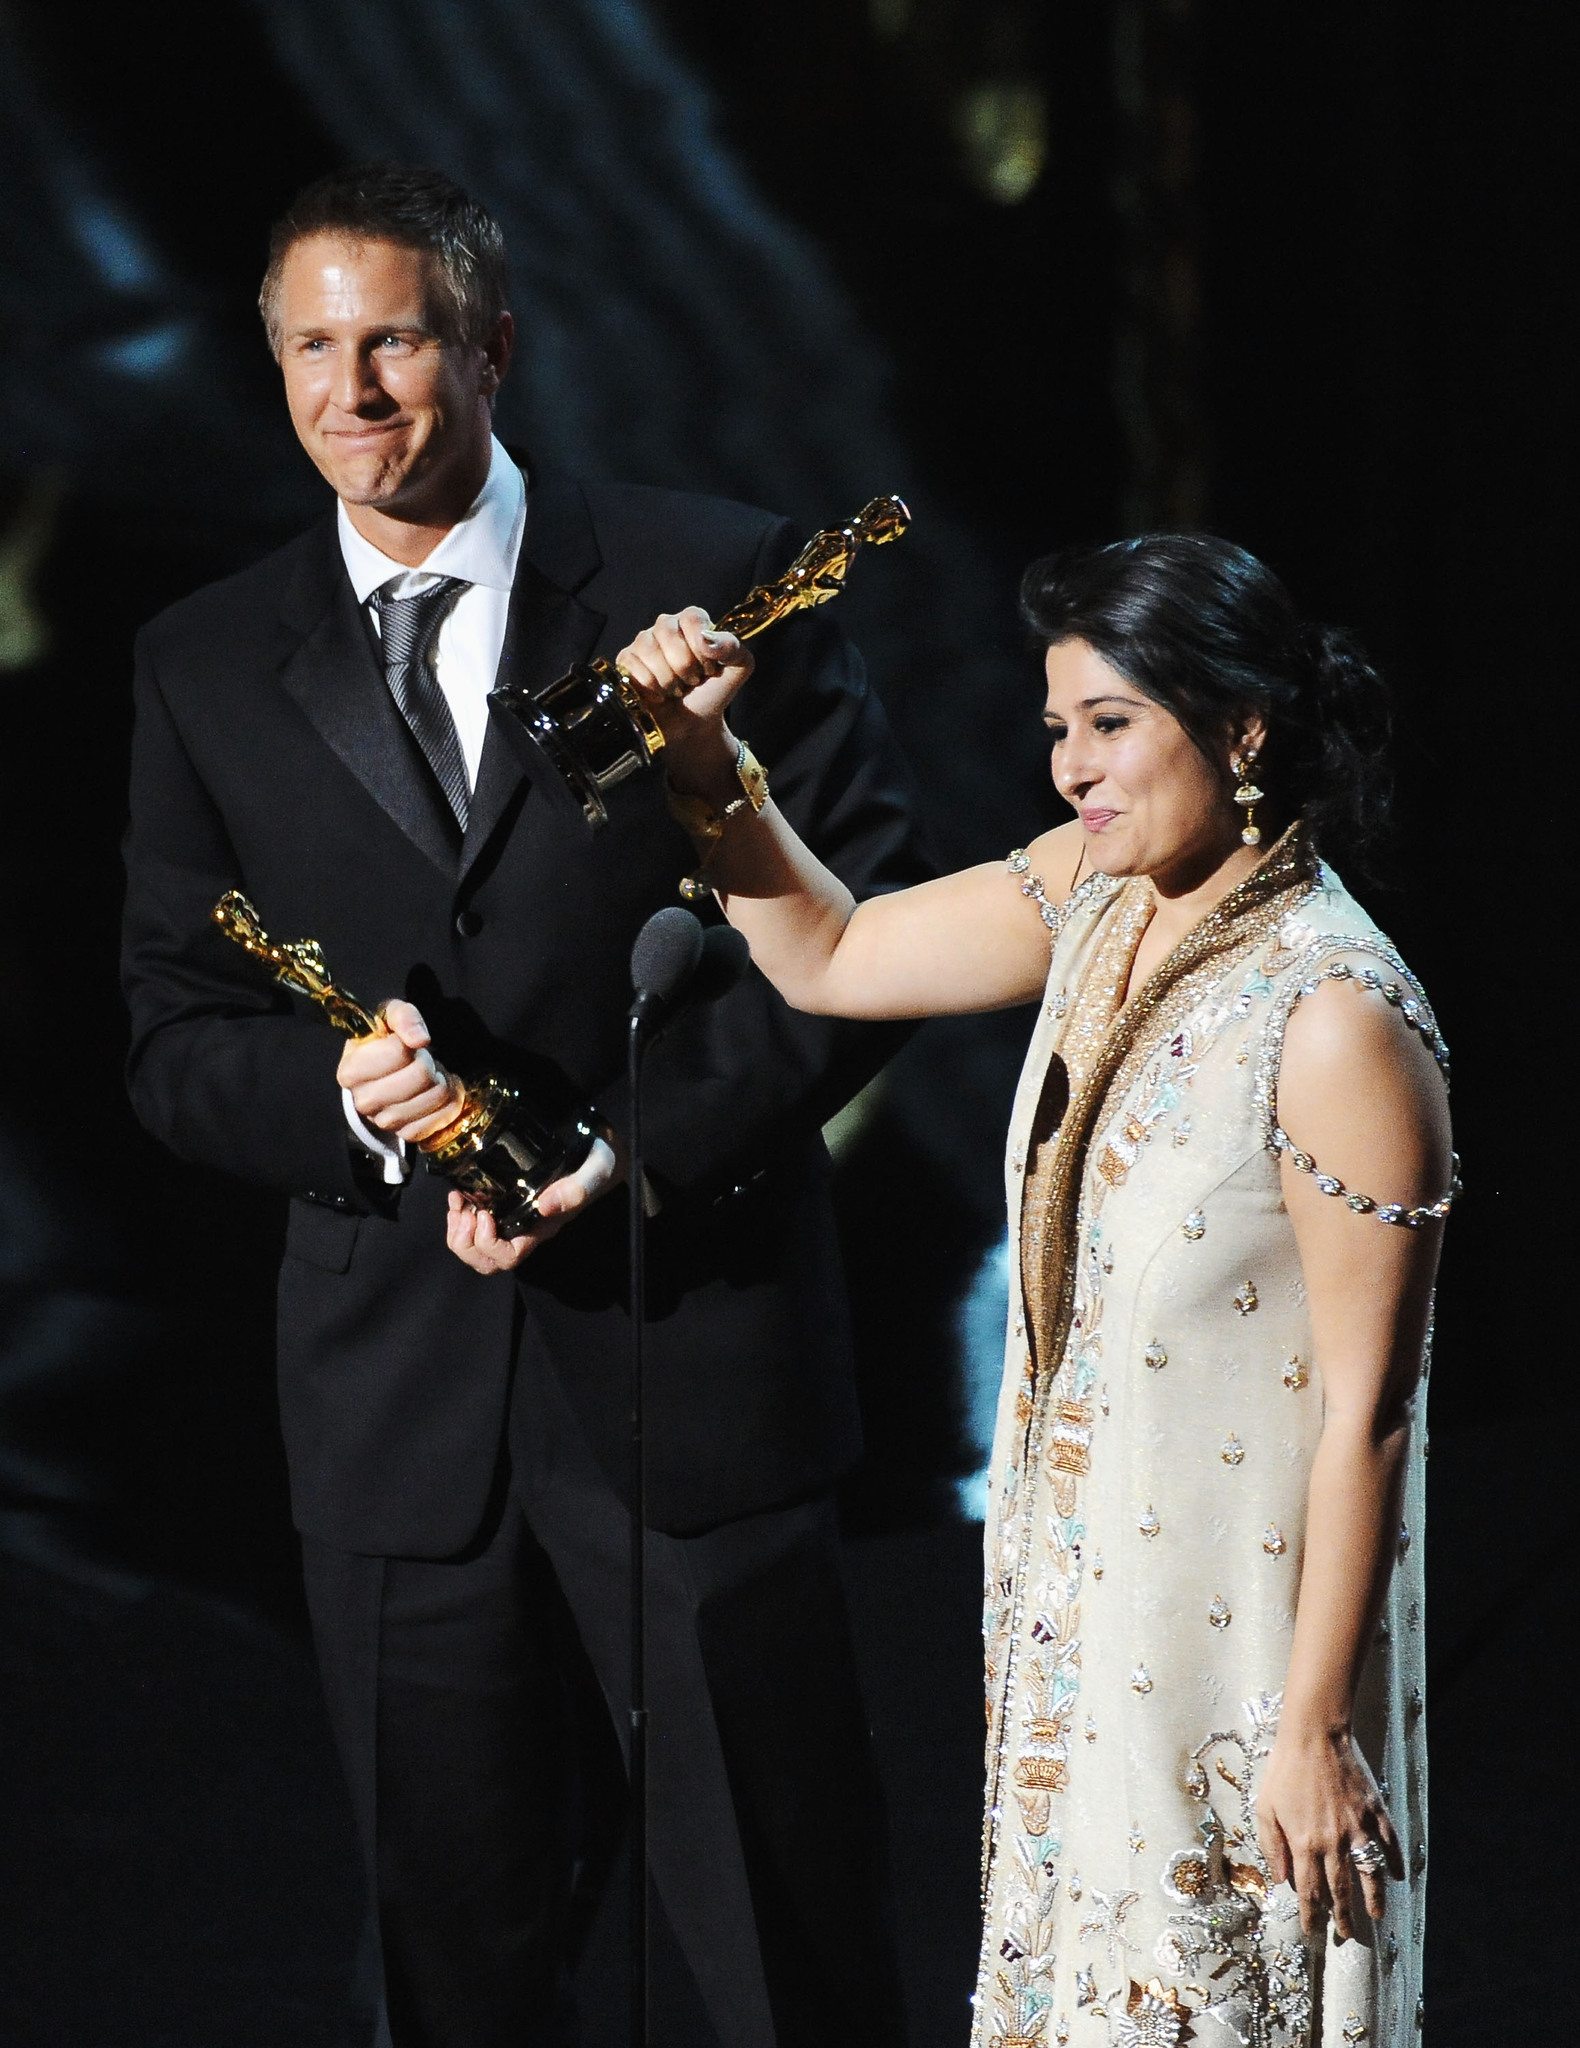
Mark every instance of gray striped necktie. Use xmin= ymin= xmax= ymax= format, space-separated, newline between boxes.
xmin=372 ymin=575 xmax=471 ymax=830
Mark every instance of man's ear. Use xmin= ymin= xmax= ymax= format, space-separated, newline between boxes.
xmin=481 ymin=310 xmax=514 ymax=396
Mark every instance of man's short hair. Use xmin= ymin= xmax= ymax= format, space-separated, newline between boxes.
xmin=259 ymin=164 xmax=509 ymax=356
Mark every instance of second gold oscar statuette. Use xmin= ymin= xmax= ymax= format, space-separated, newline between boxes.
xmin=211 ymin=892 xmax=596 ymax=1231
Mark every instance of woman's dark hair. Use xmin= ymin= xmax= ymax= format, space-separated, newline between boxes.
xmin=260 ymin=164 xmax=509 ymax=356
xmin=1020 ymin=534 xmax=1393 ymax=864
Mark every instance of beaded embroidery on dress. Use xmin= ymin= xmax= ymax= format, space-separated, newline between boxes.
xmin=976 ymin=829 xmax=1436 ymax=2048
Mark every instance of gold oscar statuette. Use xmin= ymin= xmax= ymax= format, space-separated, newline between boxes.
xmin=491 ymin=494 xmax=911 ymax=828
xmin=212 ymin=892 xmax=595 ymax=1232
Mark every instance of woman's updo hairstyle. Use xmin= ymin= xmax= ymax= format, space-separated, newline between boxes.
xmin=1019 ymin=534 xmax=1393 ymax=863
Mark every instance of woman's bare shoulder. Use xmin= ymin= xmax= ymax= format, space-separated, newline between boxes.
xmin=1277 ymin=968 xmax=1451 ymax=1177
xmin=1022 ymin=818 xmax=1084 ymax=904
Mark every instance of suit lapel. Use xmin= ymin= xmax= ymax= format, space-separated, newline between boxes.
xmin=274 ymin=474 xmax=608 ymax=883
xmin=462 ymin=469 xmax=607 ymax=876
xmin=277 ymin=524 xmax=462 ymax=876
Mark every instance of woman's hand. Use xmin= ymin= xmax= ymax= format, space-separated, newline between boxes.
xmin=445 ymin=1130 xmax=623 ymax=1274
xmin=617 ymin=607 xmax=755 ymax=787
xmin=1256 ymin=1723 xmax=1404 ymax=1942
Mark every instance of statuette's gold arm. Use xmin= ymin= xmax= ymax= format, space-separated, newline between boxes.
xmin=212 ymin=891 xmax=385 ymax=1040
xmin=603 ymin=496 xmax=909 ymax=765
xmin=714 ymin=495 xmax=910 ymax=643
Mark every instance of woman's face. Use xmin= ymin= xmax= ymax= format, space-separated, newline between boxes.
xmin=1043 ymin=638 xmax=1258 ymax=887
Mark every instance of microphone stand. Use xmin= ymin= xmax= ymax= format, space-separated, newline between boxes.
xmin=621 ymin=910 xmax=747 ymax=2048
xmin=626 ymin=1006 xmax=651 ymax=2048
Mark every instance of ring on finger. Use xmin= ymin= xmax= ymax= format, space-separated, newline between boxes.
xmin=1349 ymin=1838 xmax=1388 ymax=1876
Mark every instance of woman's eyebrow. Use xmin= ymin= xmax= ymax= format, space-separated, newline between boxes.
xmin=1043 ymin=693 xmax=1147 ymax=722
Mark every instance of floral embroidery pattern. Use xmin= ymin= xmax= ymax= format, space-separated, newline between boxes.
xmin=1147 ymin=1694 xmax=1313 ymax=2048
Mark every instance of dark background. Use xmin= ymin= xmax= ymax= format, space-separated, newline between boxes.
xmin=0 ymin=1 xmax=1572 ymax=2042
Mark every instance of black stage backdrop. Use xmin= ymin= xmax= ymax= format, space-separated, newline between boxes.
xmin=0 ymin=3 xmax=1571 ymax=2043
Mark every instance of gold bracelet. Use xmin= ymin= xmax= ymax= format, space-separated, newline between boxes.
xmin=669 ymin=738 xmax=769 ymax=900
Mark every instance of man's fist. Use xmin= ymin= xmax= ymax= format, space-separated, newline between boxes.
xmin=336 ymin=1000 xmax=463 ymax=1146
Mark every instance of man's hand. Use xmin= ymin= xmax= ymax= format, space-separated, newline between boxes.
xmin=337 ymin=999 xmax=463 ymax=1145
xmin=445 ymin=1133 xmax=623 ymax=1274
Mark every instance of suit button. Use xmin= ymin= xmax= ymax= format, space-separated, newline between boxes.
xmin=455 ymin=910 xmax=484 ymax=938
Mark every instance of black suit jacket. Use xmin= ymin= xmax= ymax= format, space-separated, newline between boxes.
xmin=122 ymin=468 xmax=929 ymax=1554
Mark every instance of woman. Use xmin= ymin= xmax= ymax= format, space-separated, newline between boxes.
xmin=608 ymin=534 xmax=1452 ymax=2048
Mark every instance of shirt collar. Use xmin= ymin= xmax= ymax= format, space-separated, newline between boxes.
xmin=336 ymin=435 xmax=527 ymax=603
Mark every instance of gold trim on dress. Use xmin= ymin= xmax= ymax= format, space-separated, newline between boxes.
xmin=1026 ymin=825 xmax=1317 ymax=1413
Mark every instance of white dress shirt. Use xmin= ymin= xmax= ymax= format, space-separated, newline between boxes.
xmin=336 ymin=434 xmax=527 ymax=790
xmin=338 ymin=437 xmax=527 ymax=1182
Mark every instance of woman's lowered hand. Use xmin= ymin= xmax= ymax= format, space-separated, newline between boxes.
xmin=1256 ymin=1721 xmax=1405 ymax=1943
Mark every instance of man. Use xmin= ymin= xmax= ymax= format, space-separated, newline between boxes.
xmin=121 ymin=164 xmax=926 ymax=2047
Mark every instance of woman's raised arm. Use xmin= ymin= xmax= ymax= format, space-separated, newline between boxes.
xmin=619 ymin=607 xmax=1078 ymax=1019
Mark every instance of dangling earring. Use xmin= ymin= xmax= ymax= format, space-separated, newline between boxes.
xmin=1230 ymin=748 xmax=1263 ymax=847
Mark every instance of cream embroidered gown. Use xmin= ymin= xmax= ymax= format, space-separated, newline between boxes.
xmin=975 ymin=831 xmax=1439 ymax=2048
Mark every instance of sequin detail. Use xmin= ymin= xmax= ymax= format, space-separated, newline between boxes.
xmin=1078 ymin=1886 xmax=1140 ymax=1963
xmin=1047 ymin=1400 xmax=1094 ymax=1476
xmin=1275 ymin=1123 xmax=1461 ymax=1227
xmin=1259 ymin=957 xmax=1459 ymax=1226
xmin=1007 ymin=848 xmax=1066 ymax=936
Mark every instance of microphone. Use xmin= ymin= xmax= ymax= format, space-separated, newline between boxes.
xmin=628 ymin=909 xmax=752 ymax=1036
xmin=628 ymin=906 xmax=706 ymax=1034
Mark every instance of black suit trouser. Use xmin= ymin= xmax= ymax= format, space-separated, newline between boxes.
xmin=301 ymin=1323 xmax=905 ymax=2048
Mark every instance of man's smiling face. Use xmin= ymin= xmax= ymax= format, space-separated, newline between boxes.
xmin=275 ymin=232 xmax=505 ymax=521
